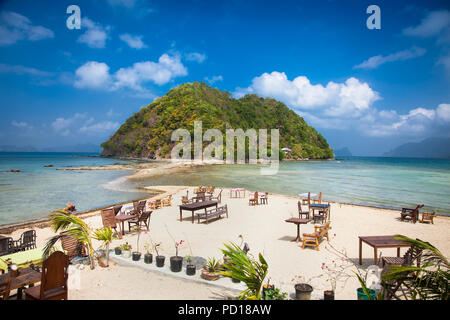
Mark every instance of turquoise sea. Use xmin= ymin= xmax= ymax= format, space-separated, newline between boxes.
xmin=0 ymin=153 xmax=449 ymax=225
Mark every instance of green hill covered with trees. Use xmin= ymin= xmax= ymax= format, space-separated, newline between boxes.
xmin=101 ymin=82 xmax=334 ymax=160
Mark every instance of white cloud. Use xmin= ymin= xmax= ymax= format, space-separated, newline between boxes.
xmin=204 ymin=75 xmax=223 ymax=85
xmin=185 ymin=52 xmax=207 ymax=63
xmin=0 ymin=63 xmax=53 ymax=77
xmin=11 ymin=121 xmax=32 ymax=129
xmin=403 ymin=10 xmax=450 ymax=38
xmin=51 ymin=113 xmax=87 ymax=136
xmin=436 ymin=103 xmax=450 ymax=122
xmin=235 ymin=71 xmax=379 ymax=118
xmin=354 ymin=47 xmax=426 ymax=69
xmin=79 ymin=121 xmax=120 ymax=134
xmin=113 ymin=53 xmax=187 ymax=89
xmin=73 ymin=54 xmax=188 ymax=94
xmin=74 ymin=61 xmax=112 ymax=89
xmin=0 ymin=11 xmax=54 ymax=46
xmin=78 ymin=17 xmax=110 ymax=49
xmin=119 ymin=33 xmax=147 ymax=49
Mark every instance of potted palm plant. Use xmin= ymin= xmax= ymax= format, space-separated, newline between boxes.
xmin=201 ymin=257 xmax=221 ymax=281
xmin=114 ymin=246 xmax=122 ymax=255
xmin=220 ymin=242 xmax=268 ymax=300
xmin=132 ymin=226 xmax=142 ymax=261
xmin=121 ymin=242 xmax=132 ymax=258
xmin=170 ymin=240 xmax=184 ymax=272
xmin=154 ymin=242 xmax=165 ymax=267
xmin=92 ymin=227 xmax=116 ymax=267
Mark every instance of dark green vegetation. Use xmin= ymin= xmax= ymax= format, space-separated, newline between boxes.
xmin=101 ymin=82 xmax=334 ymax=160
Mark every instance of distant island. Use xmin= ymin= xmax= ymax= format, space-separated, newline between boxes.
xmin=383 ymin=137 xmax=450 ymax=159
xmin=334 ymin=147 xmax=352 ymax=157
xmin=0 ymin=143 xmax=101 ymax=153
xmin=101 ymin=82 xmax=334 ymax=160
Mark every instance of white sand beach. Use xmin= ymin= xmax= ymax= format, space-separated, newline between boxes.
xmin=2 ymin=185 xmax=449 ymax=300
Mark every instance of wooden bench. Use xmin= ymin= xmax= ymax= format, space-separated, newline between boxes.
xmin=302 ymin=221 xmax=331 ymax=251
xmin=196 ymin=205 xmax=228 ymax=224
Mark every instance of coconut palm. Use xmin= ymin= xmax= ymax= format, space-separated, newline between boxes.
xmin=44 ymin=209 xmax=96 ymax=269
xmin=382 ymin=235 xmax=449 ymax=300
xmin=92 ymin=227 xmax=116 ymax=266
xmin=220 ymin=242 xmax=268 ymax=300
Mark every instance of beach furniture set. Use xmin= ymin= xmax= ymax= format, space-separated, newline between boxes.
xmin=248 ymin=191 xmax=269 ymax=205
xmin=400 ymin=204 xmax=436 ymax=224
xmin=0 ymin=230 xmax=37 ymax=256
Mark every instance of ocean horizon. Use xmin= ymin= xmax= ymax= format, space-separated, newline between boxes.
xmin=0 ymin=152 xmax=449 ymax=226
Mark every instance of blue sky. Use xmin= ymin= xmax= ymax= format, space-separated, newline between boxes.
xmin=0 ymin=0 xmax=449 ymax=155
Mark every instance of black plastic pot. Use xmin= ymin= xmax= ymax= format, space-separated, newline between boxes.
xmin=294 ymin=283 xmax=313 ymax=300
xmin=144 ymin=253 xmax=153 ymax=264
xmin=170 ymin=256 xmax=183 ymax=272
xmin=324 ymin=290 xmax=334 ymax=300
xmin=132 ymin=252 xmax=141 ymax=261
xmin=114 ymin=248 xmax=122 ymax=255
xmin=156 ymin=255 xmax=165 ymax=267
xmin=186 ymin=264 xmax=196 ymax=276
xmin=231 ymin=277 xmax=241 ymax=283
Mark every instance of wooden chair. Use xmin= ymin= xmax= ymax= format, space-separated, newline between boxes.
xmin=249 ymin=192 xmax=258 ymax=206
xmin=313 ymin=207 xmax=327 ymax=224
xmin=302 ymin=221 xmax=331 ymax=251
xmin=301 ymin=192 xmax=311 ymax=206
xmin=128 ymin=210 xmax=153 ymax=231
xmin=297 ymin=201 xmax=310 ymax=219
xmin=400 ymin=204 xmax=424 ymax=223
xmin=259 ymin=192 xmax=269 ymax=205
xmin=210 ymin=189 xmax=223 ymax=204
xmin=0 ymin=237 xmax=15 ymax=256
xmin=0 ymin=276 xmax=11 ymax=300
xmin=61 ymin=235 xmax=88 ymax=261
xmin=16 ymin=230 xmax=37 ymax=251
xmin=101 ymin=209 xmax=120 ymax=236
xmin=162 ymin=195 xmax=172 ymax=207
xmin=312 ymin=192 xmax=322 ymax=204
xmin=113 ymin=205 xmax=123 ymax=215
xmin=24 ymin=251 xmax=69 ymax=300
xmin=420 ymin=211 xmax=436 ymax=224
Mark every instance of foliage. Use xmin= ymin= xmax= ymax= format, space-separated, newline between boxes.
xmin=220 ymin=242 xmax=268 ymax=300
xmin=44 ymin=209 xmax=96 ymax=269
xmin=101 ymin=82 xmax=334 ymax=160
xmin=205 ymin=257 xmax=220 ymax=273
xmin=92 ymin=227 xmax=116 ymax=248
xmin=382 ymin=235 xmax=449 ymax=300
xmin=263 ymin=288 xmax=288 ymax=300
xmin=121 ymin=242 xmax=132 ymax=251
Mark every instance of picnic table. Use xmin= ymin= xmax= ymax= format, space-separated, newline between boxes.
xmin=359 ymin=235 xmax=411 ymax=265
xmin=179 ymin=200 xmax=218 ymax=223
xmin=0 ymin=267 xmax=41 ymax=299
xmin=285 ymin=218 xmax=312 ymax=242
xmin=115 ymin=213 xmax=137 ymax=235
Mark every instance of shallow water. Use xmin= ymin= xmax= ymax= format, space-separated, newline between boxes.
xmin=0 ymin=152 xmax=150 ymax=225
xmin=141 ymin=157 xmax=450 ymax=216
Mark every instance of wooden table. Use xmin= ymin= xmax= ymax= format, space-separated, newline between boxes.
xmin=179 ymin=200 xmax=218 ymax=223
xmin=309 ymin=203 xmax=331 ymax=222
xmin=359 ymin=235 xmax=411 ymax=265
xmin=115 ymin=214 xmax=137 ymax=235
xmin=0 ymin=267 xmax=41 ymax=299
xmin=285 ymin=218 xmax=312 ymax=242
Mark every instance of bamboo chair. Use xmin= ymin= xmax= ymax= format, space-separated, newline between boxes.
xmin=420 ymin=211 xmax=436 ymax=224
xmin=249 ymin=192 xmax=259 ymax=206
xmin=162 ymin=195 xmax=172 ymax=207
xmin=302 ymin=221 xmax=331 ymax=251
xmin=24 ymin=251 xmax=69 ymax=300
